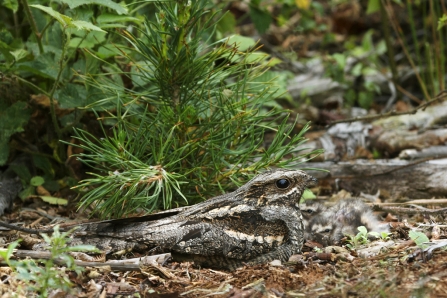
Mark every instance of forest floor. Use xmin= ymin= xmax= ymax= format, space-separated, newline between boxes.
xmin=1 ymin=193 xmax=447 ymax=297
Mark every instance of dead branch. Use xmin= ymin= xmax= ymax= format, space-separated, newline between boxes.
xmin=1 ymin=250 xmax=171 ymax=272
xmin=372 ymin=205 xmax=447 ymax=215
xmin=328 ymin=90 xmax=447 ymax=126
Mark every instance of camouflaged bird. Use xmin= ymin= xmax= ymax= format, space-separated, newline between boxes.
xmin=62 ymin=169 xmax=317 ymax=270
xmin=299 ymin=199 xmax=327 ymax=240
xmin=307 ymin=198 xmax=389 ymax=246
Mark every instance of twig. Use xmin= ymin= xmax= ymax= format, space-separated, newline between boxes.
xmin=3 ymin=250 xmax=171 ymax=271
xmin=396 ymin=84 xmax=422 ymax=104
xmin=365 ymin=156 xmax=447 ymax=177
xmin=327 ymin=90 xmax=447 ymax=126
xmin=0 ymin=221 xmax=55 ymax=234
xmin=380 ymin=0 xmax=400 ymax=105
xmin=19 ymin=0 xmax=44 ymax=54
xmin=384 ymin=0 xmax=430 ymax=100
xmin=372 ymin=205 xmax=447 ymax=215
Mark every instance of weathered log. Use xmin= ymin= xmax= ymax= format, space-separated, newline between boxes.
xmin=399 ymin=146 xmax=447 ymax=160
xmin=372 ymin=129 xmax=447 ymax=156
xmin=304 ymin=159 xmax=447 ymax=199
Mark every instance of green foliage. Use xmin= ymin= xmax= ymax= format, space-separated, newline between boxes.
xmin=382 ymin=0 xmax=447 ymax=99
xmin=438 ymin=14 xmax=447 ymax=30
xmin=0 ymin=0 xmax=151 ymax=203
xmin=346 ymin=226 xmax=391 ymax=250
xmin=30 ymin=176 xmax=45 ymax=187
xmin=0 ymin=101 xmax=31 ymax=165
xmin=30 ymin=4 xmax=105 ymax=33
xmin=325 ymin=30 xmax=385 ymax=110
xmin=366 ymin=0 xmax=381 ymax=15
xmin=301 ymin=188 xmax=316 ymax=200
xmin=408 ymin=230 xmax=430 ymax=249
xmin=72 ymin=0 xmax=321 ymax=218
xmin=346 ymin=226 xmax=370 ymax=249
xmin=0 ymin=0 xmax=143 ymax=166
xmin=0 ymin=226 xmax=99 ymax=297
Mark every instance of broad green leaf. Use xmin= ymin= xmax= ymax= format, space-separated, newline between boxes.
xmin=2 ymin=0 xmax=19 ymax=13
xmin=55 ymin=83 xmax=88 ymax=109
xmin=409 ymin=230 xmax=430 ymax=248
xmin=0 ymin=240 xmax=20 ymax=263
xmin=361 ymin=30 xmax=375 ymax=52
xmin=368 ymin=231 xmax=380 ymax=237
xmin=16 ymin=265 xmax=35 ymax=281
xmin=0 ymin=102 xmax=31 ymax=165
xmin=43 ymin=179 xmax=60 ymax=192
xmin=10 ymin=164 xmax=32 ymax=182
xmin=68 ymin=31 xmax=107 ymax=48
xmin=376 ymin=40 xmax=387 ymax=55
xmin=59 ymin=255 xmax=74 ymax=267
xmin=30 ymin=5 xmax=105 ymax=32
xmin=30 ymin=5 xmax=72 ymax=26
xmin=61 ymin=0 xmax=127 ymax=15
xmin=0 ymin=41 xmax=14 ymax=63
xmin=249 ymin=7 xmax=272 ymax=34
xmin=266 ymin=57 xmax=282 ymax=67
xmin=10 ymin=49 xmax=29 ymax=62
xmin=25 ymin=41 xmax=62 ymax=58
xmin=97 ymin=23 xmax=126 ymax=29
xmin=332 ymin=53 xmax=346 ymax=69
xmin=0 ymin=29 xmax=13 ymax=44
xmin=30 ymin=176 xmax=45 ymax=187
xmin=357 ymin=226 xmax=368 ymax=235
xmin=351 ymin=63 xmax=363 ymax=77
xmin=18 ymin=53 xmax=61 ymax=79
xmin=226 ymin=35 xmax=257 ymax=52
xmin=71 ymin=20 xmax=106 ymax=32
xmin=366 ymin=0 xmax=381 ymax=14
xmin=34 ymin=196 xmax=68 ymax=205
xmin=301 ymin=188 xmax=316 ymax=200
xmin=217 ymin=12 xmax=236 ymax=34
xmin=97 ymin=45 xmax=122 ymax=59
xmin=243 ymin=52 xmax=269 ymax=64
xmin=97 ymin=14 xmax=141 ymax=24
xmin=19 ymin=185 xmax=34 ymax=200
xmin=362 ymin=67 xmax=379 ymax=76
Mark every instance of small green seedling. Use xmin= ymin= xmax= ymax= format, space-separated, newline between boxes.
xmin=368 ymin=230 xmax=392 ymax=241
xmin=346 ymin=226 xmax=370 ymax=249
xmin=313 ymin=247 xmax=323 ymax=253
xmin=346 ymin=226 xmax=391 ymax=250
xmin=0 ymin=225 xmax=99 ymax=297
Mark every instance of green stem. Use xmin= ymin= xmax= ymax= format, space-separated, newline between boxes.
xmin=48 ymin=31 xmax=70 ymax=140
xmin=14 ymin=76 xmax=49 ymax=96
xmin=384 ymin=0 xmax=431 ymax=101
xmin=380 ymin=0 xmax=400 ymax=101
xmin=19 ymin=0 xmax=44 ymax=54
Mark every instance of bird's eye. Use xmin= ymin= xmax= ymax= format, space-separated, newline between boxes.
xmin=276 ymin=178 xmax=290 ymax=189
xmin=305 ymin=209 xmax=314 ymax=214
xmin=323 ymin=229 xmax=331 ymax=233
